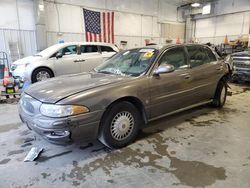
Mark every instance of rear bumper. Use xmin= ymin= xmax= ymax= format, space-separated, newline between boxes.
xmin=18 ymin=104 xmax=104 ymax=144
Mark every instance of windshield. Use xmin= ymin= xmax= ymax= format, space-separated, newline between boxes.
xmin=35 ymin=44 xmax=63 ymax=57
xmin=95 ymin=48 xmax=158 ymax=76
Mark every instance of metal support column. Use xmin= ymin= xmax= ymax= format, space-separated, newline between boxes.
xmin=34 ymin=0 xmax=47 ymax=52
xmin=185 ymin=16 xmax=195 ymax=43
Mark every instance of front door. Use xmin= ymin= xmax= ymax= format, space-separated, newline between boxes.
xmin=54 ymin=45 xmax=81 ymax=75
xmin=149 ymin=46 xmax=193 ymax=119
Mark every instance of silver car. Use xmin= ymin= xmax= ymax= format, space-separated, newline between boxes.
xmin=11 ymin=42 xmax=118 ymax=83
xmin=18 ymin=44 xmax=230 ymax=148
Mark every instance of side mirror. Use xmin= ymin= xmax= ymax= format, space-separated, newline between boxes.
xmin=153 ymin=64 xmax=175 ymax=75
xmin=56 ymin=52 xmax=63 ymax=59
xmin=64 ymin=52 xmax=72 ymax=55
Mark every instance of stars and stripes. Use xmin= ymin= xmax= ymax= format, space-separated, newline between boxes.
xmin=83 ymin=8 xmax=114 ymax=43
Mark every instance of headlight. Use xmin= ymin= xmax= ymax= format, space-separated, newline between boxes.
xmin=11 ymin=64 xmax=18 ymax=71
xmin=40 ymin=104 xmax=89 ymax=117
xmin=17 ymin=63 xmax=30 ymax=69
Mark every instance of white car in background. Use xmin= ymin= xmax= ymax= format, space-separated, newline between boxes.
xmin=11 ymin=42 xmax=119 ymax=83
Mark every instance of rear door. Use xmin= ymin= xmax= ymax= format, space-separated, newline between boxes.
xmin=79 ymin=45 xmax=103 ymax=72
xmin=53 ymin=45 xmax=81 ymax=75
xmin=186 ymin=45 xmax=221 ymax=104
xmin=149 ymin=46 xmax=193 ymax=118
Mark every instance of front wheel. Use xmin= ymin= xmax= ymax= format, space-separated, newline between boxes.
xmin=212 ymin=80 xmax=227 ymax=108
xmin=32 ymin=68 xmax=54 ymax=83
xmin=98 ymin=102 xmax=141 ymax=149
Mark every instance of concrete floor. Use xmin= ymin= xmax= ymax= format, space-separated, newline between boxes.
xmin=0 ymin=83 xmax=250 ymax=188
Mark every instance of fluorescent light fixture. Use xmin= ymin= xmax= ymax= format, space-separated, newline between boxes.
xmin=39 ymin=4 xmax=44 ymax=11
xmin=191 ymin=3 xmax=201 ymax=7
xmin=202 ymin=4 xmax=211 ymax=14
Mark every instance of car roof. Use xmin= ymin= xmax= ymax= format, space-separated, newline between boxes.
xmin=54 ymin=42 xmax=117 ymax=47
xmin=129 ymin=43 xmax=209 ymax=52
xmin=126 ymin=44 xmax=172 ymax=51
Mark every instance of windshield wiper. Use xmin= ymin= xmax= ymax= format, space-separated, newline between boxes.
xmin=97 ymin=70 xmax=113 ymax=74
xmin=121 ymin=71 xmax=136 ymax=77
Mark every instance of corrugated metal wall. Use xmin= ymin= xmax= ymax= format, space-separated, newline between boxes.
xmin=44 ymin=0 xmax=181 ymax=49
xmin=0 ymin=0 xmax=36 ymax=63
xmin=194 ymin=0 xmax=250 ymax=44
xmin=0 ymin=0 xmax=182 ymax=60
xmin=0 ymin=29 xmax=37 ymax=63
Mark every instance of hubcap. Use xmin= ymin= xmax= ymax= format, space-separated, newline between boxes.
xmin=36 ymin=71 xmax=50 ymax=81
xmin=110 ymin=111 xmax=134 ymax=141
xmin=220 ymin=85 xmax=226 ymax=104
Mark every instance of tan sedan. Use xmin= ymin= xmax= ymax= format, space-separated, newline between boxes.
xmin=18 ymin=44 xmax=230 ymax=148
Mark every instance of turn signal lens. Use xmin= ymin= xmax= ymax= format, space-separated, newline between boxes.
xmin=72 ymin=106 xmax=89 ymax=114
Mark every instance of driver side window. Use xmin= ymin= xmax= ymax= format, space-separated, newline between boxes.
xmin=51 ymin=45 xmax=77 ymax=58
xmin=62 ymin=45 xmax=77 ymax=56
xmin=158 ymin=47 xmax=187 ymax=70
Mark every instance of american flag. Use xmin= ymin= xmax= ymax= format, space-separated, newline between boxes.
xmin=83 ymin=9 xmax=114 ymax=43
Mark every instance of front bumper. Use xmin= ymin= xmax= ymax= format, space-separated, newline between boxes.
xmin=232 ymin=69 xmax=250 ymax=81
xmin=18 ymin=103 xmax=104 ymax=144
xmin=11 ymin=68 xmax=25 ymax=82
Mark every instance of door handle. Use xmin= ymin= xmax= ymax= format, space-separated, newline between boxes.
xmin=74 ymin=59 xmax=85 ymax=63
xmin=180 ymin=73 xmax=191 ymax=79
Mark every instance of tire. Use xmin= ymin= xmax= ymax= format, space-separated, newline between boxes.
xmin=212 ymin=80 xmax=227 ymax=108
xmin=98 ymin=101 xmax=141 ymax=149
xmin=229 ymin=78 xmax=236 ymax=83
xmin=31 ymin=68 xmax=54 ymax=83
xmin=230 ymin=76 xmax=238 ymax=83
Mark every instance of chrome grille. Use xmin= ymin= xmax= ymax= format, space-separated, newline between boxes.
xmin=234 ymin=62 xmax=250 ymax=68
xmin=232 ymin=56 xmax=250 ymax=69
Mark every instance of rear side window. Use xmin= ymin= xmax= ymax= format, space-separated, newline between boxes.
xmin=159 ymin=47 xmax=187 ymax=69
xmin=186 ymin=46 xmax=209 ymax=67
xmin=203 ymin=47 xmax=217 ymax=62
xmin=80 ymin=45 xmax=98 ymax=53
xmin=100 ymin=46 xmax=115 ymax=52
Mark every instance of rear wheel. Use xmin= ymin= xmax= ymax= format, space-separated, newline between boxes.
xmin=32 ymin=68 xmax=54 ymax=83
xmin=212 ymin=80 xmax=227 ymax=108
xmin=98 ymin=101 xmax=141 ymax=149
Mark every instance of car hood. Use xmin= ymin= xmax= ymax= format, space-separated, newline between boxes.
xmin=13 ymin=56 xmax=44 ymax=65
xmin=232 ymin=51 xmax=250 ymax=57
xmin=25 ymin=72 xmax=128 ymax=103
